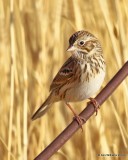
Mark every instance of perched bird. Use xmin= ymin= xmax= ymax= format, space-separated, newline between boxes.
xmin=32 ymin=30 xmax=106 ymax=127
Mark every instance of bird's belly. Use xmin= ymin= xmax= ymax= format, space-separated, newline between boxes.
xmin=64 ymin=71 xmax=105 ymax=102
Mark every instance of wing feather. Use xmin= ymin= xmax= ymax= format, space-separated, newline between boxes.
xmin=50 ymin=57 xmax=78 ymax=91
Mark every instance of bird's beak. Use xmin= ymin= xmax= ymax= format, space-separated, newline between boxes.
xmin=66 ymin=45 xmax=75 ymax=52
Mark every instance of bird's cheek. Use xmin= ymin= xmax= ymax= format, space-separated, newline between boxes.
xmin=85 ymin=42 xmax=95 ymax=52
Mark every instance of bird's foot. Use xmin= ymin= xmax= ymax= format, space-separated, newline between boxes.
xmin=88 ymin=98 xmax=100 ymax=116
xmin=65 ymin=102 xmax=86 ymax=131
xmin=73 ymin=115 xmax=86 ymax=132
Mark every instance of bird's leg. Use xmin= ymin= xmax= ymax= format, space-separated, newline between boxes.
xmin=65 ymin=102 xmax=86 ymax=131
xmin=88 ymin=98 xmax=100 ymax=116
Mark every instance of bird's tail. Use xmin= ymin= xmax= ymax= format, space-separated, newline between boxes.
xmin=31 ymin=94 xmax=52 ymax=120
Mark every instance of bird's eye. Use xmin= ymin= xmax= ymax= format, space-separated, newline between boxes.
xmin=79 ymin=41 xmax=85 ymax=46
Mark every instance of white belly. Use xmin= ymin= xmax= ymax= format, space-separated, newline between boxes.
xmin=64 ymin=70 xmax=105 ymax=102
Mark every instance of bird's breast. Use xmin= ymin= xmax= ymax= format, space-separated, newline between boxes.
xmin=64 ymin=69 xmax=105 ymax=102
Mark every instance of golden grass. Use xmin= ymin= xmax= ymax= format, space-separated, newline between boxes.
xmin=0 ymin=0 xmax=128 ymax=160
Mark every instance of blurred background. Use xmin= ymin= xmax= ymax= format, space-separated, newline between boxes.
xmin=0 ymin=0 xmax=128 ymax=160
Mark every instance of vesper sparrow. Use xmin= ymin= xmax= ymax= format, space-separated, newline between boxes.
xmin=32 ymin=30 xmax=106 ymax=127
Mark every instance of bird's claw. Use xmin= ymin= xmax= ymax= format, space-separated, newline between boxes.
xmin=88 ymin=98 xmax=100 ymax=116
xmin=73 ymin=115 xmax=86 ymax=132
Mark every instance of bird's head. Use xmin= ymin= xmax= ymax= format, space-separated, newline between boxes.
xmin=67 ymin=30 xmax=102 ymax=57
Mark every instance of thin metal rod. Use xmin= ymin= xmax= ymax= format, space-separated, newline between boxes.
xmin=34 ymin=61 xmax=128 ymax=160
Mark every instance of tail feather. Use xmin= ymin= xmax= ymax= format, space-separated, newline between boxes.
xmin=31 ymin=97 xmax=51 ymax=120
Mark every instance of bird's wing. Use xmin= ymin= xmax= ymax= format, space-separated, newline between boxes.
xmin=50 ymin=56 xmax=79 ymax=91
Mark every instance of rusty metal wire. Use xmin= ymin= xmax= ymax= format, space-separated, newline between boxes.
xmin=34 ymin=61 xmax=128 ymax=160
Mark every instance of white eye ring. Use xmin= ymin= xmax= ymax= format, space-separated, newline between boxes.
xmin=79 ymin=40 xmax=85 ymax=46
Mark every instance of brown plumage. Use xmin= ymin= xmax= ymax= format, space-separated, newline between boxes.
xmin=32 ymin=30 xmax=106 ymax=125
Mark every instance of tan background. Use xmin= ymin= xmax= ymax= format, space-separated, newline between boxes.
xmin=0 ymin=0 xmax=128 ymax=160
